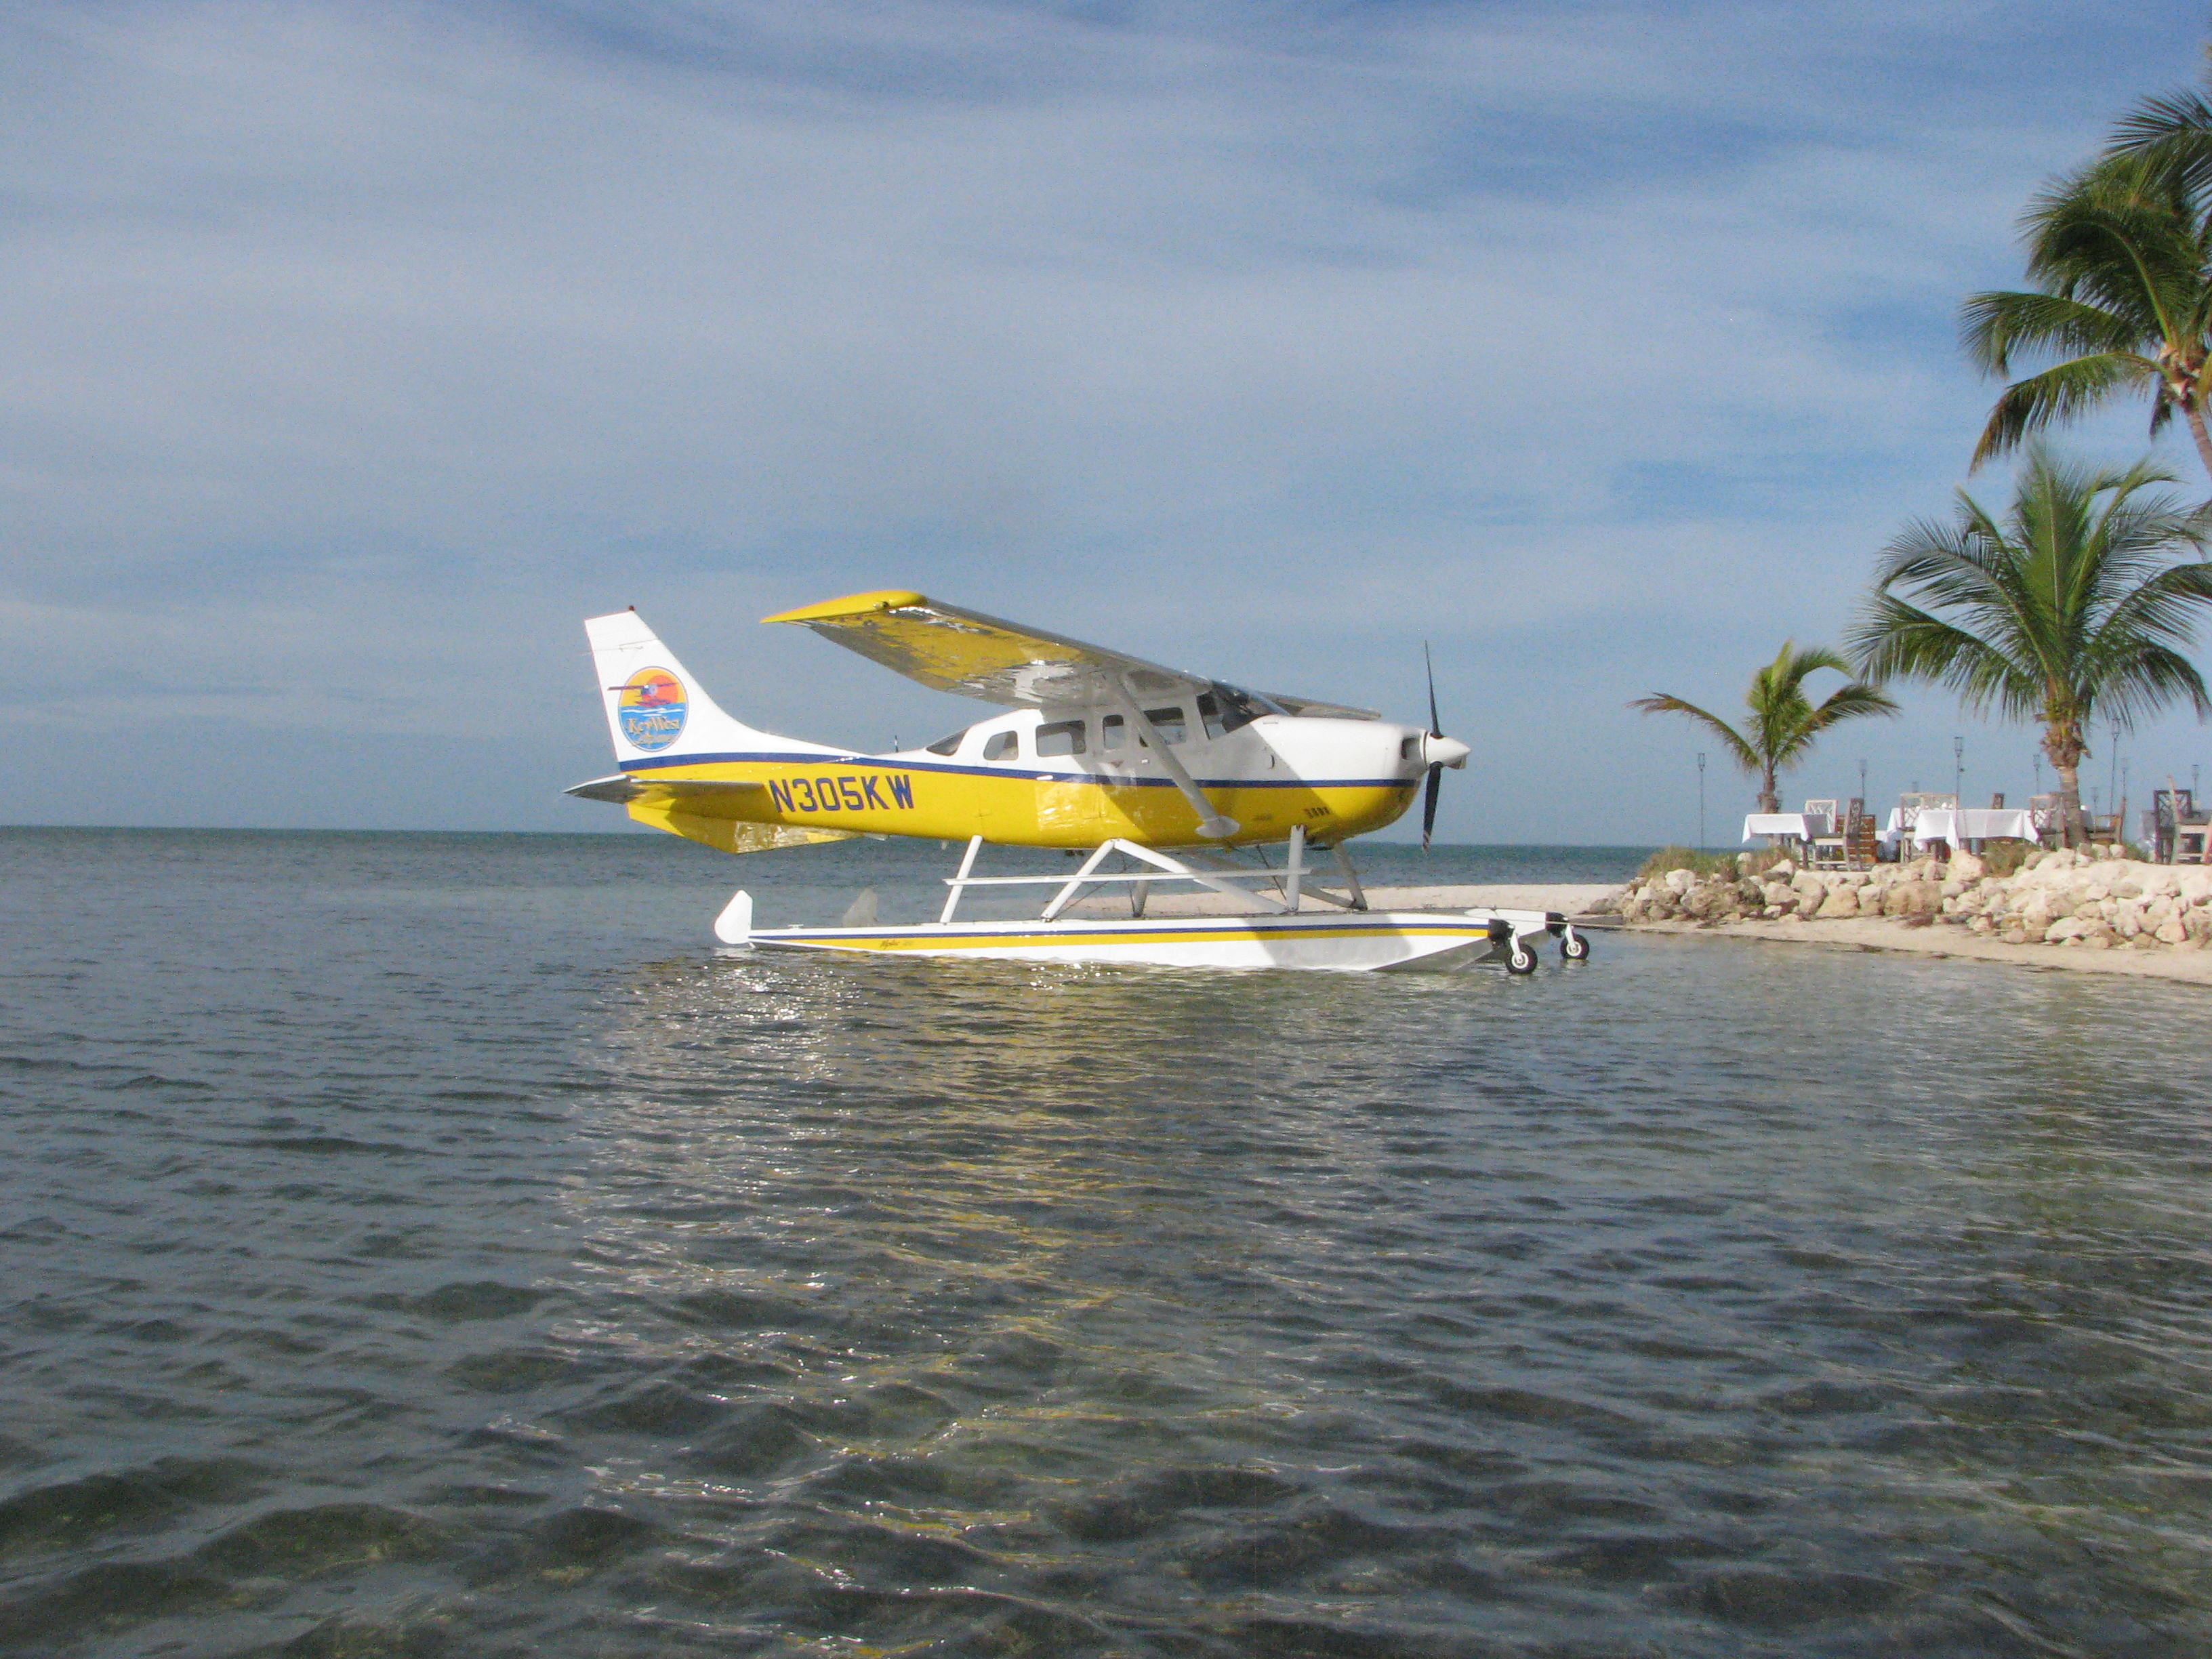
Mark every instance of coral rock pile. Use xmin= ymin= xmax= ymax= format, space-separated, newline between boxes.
xmin=1608 ymin=846 xmax=2212 ymax=952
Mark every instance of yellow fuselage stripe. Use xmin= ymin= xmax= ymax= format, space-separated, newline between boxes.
xmin=624 ymin=757 xmax=1416 ymax=851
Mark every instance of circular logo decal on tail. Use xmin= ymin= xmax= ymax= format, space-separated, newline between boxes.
xmin=617 ymin=667 xmax=687 ymax=752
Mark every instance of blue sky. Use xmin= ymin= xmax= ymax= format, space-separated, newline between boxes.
xmin=6 ymin=0 xmax=2212 ymax=842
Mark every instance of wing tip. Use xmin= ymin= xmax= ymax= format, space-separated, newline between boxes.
xmin=761 ymin=589 xmax=928 ymax=626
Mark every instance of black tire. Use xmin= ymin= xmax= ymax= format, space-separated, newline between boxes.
xmin=1560 ymin=928 xmax=1591 ymax=962
xmin=1505 ymin=939 xmax=1538 ymax=975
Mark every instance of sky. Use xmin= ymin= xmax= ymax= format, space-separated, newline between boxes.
xmin=7 ymin=0 xmax=2212 ymax=845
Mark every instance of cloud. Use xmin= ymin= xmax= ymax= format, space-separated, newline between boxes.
xmin=2 ymin=0 xmax=2208 ymax=838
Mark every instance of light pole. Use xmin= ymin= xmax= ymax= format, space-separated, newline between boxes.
xmin=1953 ymin=736 xmax=1965 ymax=803
xmin=2109 ymin=722 xmax=2122 ymax=839
xmin=1696 ymin=751 xmax=1706 ymax=852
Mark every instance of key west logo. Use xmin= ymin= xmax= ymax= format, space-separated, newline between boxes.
xmin=617 ymin=668 xmax=687 ymax=752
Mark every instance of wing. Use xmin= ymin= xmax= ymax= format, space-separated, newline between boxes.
xmin=760 ymin=590 xmax=1375 ymax=717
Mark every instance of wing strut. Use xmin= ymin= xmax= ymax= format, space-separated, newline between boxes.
xmin=1111 ymin=677 xmax=1238 ymax=840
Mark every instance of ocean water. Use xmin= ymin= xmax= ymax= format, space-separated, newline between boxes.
xmin=2 ymin=827 xmax=2210 ymax=1658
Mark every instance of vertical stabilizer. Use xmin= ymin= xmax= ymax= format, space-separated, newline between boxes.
xmin=583 ymin=610 xmax=796 ymax=764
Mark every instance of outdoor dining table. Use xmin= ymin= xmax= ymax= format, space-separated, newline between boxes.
xmin=1879 ymin=806 xmax=2039 ymax=850
xmin=1740 ymin=812 xmax=1832 ymax=842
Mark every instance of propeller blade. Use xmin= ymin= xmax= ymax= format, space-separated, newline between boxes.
xmin=1423 ymin=642 xmax=1441 ymax=737
xmin=1422 ymin=762 xmax=1442 ymax=851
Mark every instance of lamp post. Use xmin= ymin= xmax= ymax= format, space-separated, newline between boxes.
xmin=1696 ymin=752 xmax=1706 ymax=853
xmin=2109 ymin=722 xmax=2122 ymax=841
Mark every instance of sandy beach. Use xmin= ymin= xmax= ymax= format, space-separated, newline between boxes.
xmin=1624 ymin=911 xmax=2212 ymax=985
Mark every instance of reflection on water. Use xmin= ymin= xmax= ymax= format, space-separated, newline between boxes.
xmin=0 ymin=830 xmax=2209 ymax=1656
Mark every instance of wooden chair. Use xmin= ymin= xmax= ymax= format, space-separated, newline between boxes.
xmin=1843 ymin=800 xmax=1877 ymax=870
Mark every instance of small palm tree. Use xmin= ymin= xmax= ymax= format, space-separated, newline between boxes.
xmin=1633 ymin=645 xmax=1898 ymax=816
xmin=1849 ymin=450 xmax=2212 ymax=846
xmin=1961 ymin=152 xmax=2212 ymax=480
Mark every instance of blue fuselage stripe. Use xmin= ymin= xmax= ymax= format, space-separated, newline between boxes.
xmin=620 ymin=751 xmax=1411 ymax=790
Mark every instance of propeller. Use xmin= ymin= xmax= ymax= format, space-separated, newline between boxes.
xmin=1418 ymin=643 xmax=1470 ymax=851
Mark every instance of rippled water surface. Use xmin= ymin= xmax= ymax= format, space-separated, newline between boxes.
xmin=4 ymin=827 xmax=2211 ymax=1658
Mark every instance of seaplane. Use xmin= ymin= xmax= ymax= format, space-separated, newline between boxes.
xmin=565 ymin=591 xmax=1590 ymax=972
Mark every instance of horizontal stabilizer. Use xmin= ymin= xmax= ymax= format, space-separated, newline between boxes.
xmin=565 ymin=775 xmax=763 ymax=805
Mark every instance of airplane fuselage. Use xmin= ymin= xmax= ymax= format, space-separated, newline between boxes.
xmin=619 ymin=701 xmax=1430 ymax=853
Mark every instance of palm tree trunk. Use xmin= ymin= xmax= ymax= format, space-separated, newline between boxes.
xmin=2184 ymin=397 xmax=2212 ymax=484
xmin=2053 ymin=758 xmax=2088 ymax=847
xmin=1759 ymin=763 xmax=1778 ymax=816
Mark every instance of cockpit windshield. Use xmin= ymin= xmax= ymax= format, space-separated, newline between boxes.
xmin=924 ymin=731 xmax=966 ymax=756
xmin=1198 ymin=684 xmax=1277 ymax=738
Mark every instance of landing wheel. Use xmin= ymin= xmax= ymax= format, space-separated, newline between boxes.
xmin=1505 ymin=937 xmax=1539 ymax=975
xmin=1560 ymin=927 xmax=1591 ymax=962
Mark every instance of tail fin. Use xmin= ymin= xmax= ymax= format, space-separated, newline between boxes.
xmin=584 ymin=609 xmax=781 ymax=763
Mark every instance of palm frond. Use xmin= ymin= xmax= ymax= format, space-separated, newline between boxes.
xmin=2088 ymin=643 xmax=2212 ymax=727
xmin=1805 ymin=681 xmax=1902 ymax=729
xmin=1848 ymin=594 xmax=2043 ymax=722
xmin=1960 ymin=290 xmax=2145 ymax=373
xmin=1629 ymin=694 xmax=1759 ymax=774
xmin=1970 ymin=354 xmax=2155 ymax=467
xmin=2110 ymin=88 xmax=2212 ymax=200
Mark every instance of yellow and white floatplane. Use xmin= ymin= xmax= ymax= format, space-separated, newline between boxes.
xmin=566 ymin=592 xmax=1589 ymax=974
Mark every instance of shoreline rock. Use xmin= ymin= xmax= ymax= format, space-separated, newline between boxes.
xmin=1600 ymin=845 xmax=2212 ymax=958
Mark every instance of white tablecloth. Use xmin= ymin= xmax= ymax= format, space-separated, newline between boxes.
xmin=1880 ymin=807 xmax=2039 ymax=848
xmin=1742 ymin=813 xmax=1832 ymax=842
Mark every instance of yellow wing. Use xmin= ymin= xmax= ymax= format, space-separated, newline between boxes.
xmin=761 ymin=590 xmax=1375 ymax=717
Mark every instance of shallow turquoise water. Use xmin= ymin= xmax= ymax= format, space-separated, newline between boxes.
xmin=1 ymin=828 xmax=2209 ymax=1657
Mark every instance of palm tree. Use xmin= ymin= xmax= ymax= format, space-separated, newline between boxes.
xmin=1849 ymin=449 xmax=2212 ymax=846
xmin=1960 ymin=152 xmax=2212 ymax=480
xmin=1632 ymin=645 xmax=1898 ymax=816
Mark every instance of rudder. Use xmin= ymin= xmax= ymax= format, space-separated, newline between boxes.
xmin=584 ymin=609 xmax=777 ymax=764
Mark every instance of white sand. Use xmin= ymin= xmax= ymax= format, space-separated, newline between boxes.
xmin=1631 ymin=912 xmax=2212 ymax=986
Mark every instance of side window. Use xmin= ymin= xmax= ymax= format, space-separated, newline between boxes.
xmin=1035 ymin=720 xmax=1086 ymax=757
xmin=982 ymin=731 xmax=1019 ymax=762
xmin=1144 ymin=706 xmax=1187 ymax=745
xmin=1100 ymin=714 xmax=1126 ymax=752
xmin=925 ymin=731 xmax=964 ymax=756
xmin=1197 ymin=693 xmax=1225 ymax=740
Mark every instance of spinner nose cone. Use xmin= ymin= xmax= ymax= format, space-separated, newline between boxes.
xmin=1422 ymin=733 xmax=1470 ymax=770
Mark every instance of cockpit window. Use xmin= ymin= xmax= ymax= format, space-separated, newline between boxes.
xmin=1143 ymin=706 xmax=1188 ymax=745
xmin=1200 ymin=685 xmax=1271 ymax=737
xmin=982 ymin=731 xmax=1019 ymax=762
xmin=1100 ymin=714 xmax=1126 ymax=751
xmin=1035 ymin=720 xmax=1086 ymax=756
xmin=924 ymin=731 xmax=964 ymax=756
